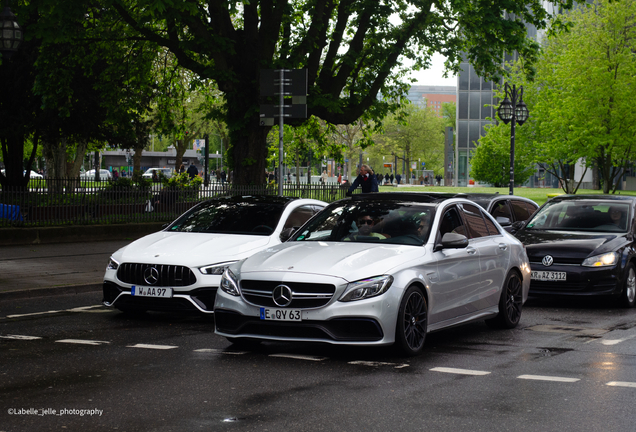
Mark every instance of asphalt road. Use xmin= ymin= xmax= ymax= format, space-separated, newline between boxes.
xmin=1 ymin=292 xmax=636 ymax=432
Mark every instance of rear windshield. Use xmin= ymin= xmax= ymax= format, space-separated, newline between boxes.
xmin=167 ymin=201 xmax=285 ymax=235
xmin=526 ymin=201 xmax=630 ymax=232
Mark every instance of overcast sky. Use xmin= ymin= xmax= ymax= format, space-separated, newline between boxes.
xmin=406 ymin=53 xmax=457 ymax=87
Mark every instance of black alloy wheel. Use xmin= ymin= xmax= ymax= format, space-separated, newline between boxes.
xmin=395 ymin=286 xmax=427 ymax=356
xmin=486 ymin=270 xmax=523 ymax=329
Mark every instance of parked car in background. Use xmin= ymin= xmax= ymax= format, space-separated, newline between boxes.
xmin=103 ymin=195 xmax=327 ymax=314
xmin=142 ymin=167 xmax=173 ymax=181
xmin=80 ymin=169 xmax=112 ymax=180
xmin=1 ymin=169 xmax=43 ymax=179
xmin=456 ymin=193 xmax=539 ymax=233
xmin=515 ymin=195 xmax=636 ymax=307
xmin=214 ymin=192 xmax=531 ymax=356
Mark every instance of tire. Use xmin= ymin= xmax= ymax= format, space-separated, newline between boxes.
xmin=486 ymin=271 xmax=523 ymax=329
xmin=620 ymin=263 xmax=636 ymax=308
xmin=395 ymin=286 xmax=427 ymax=356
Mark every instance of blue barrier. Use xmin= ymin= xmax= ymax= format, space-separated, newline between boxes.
xmin=0 ymin=204 xmax=23 ymax=221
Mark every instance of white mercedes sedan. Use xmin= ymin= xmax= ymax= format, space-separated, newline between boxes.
xmin=214 ymin=192 xmax=530 ymax=356
xmin=103 ymin=195 xmax=326 ymax=314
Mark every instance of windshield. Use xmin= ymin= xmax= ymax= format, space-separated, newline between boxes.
xmin=291 ymin=201 xmax=435 ymax=246
xmin=167 ymin=200 xmax=285 ymax=235
xmin=526 ymin=201 xmax=630 ymax=232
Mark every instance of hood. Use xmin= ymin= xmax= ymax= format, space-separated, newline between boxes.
xmin=238 ymin=241 xmax=424 ymax=282
xmin=515 ymin=229 xmax=626 ymax=261
xmin=113 ymin=231 xmax=273 ymax=267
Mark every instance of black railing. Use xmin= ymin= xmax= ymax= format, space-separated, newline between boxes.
xmin=0 ymin=178 xmax=349 ymax=227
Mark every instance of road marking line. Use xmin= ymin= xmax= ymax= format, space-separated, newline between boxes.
xmin=56 ymin=339 xmax=110 ymax=346
xmin=193 ymin=348 xmax=248 ymax=355
xmin=127 ymin=344 xmax=178 ymax=350
xmin=67 ymin=305 xmax=112 ymax=313
xmin=271 ymin=354 xmax=328 ymax=362
xmin=7 ymin=310 xmax=62 ymax=318
xmin=600 ymin=334 xmax=636 ymax=346
xmin=0 ymin=335 xmax=42 ymax=340
xmin=430 ymin=367 xmax=490 ymax=376
xmin=349 ymin=360 xmax=410 ymax=368
xmin=517 ymin=375 xmax=580 ymax=383
xmin=606 ymin=381 xmax=636 ymax=388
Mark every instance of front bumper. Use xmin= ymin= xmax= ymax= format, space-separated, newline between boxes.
xmin=103 ymin=281 xmax=218 ymax=313
xmin=213 ymin=281 xmax=404 ymax=346
xmin=528 ymin=263 xmax=621 ymax=297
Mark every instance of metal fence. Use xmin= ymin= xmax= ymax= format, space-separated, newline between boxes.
xmin=0 ymin=178 xmax=349 ymax=227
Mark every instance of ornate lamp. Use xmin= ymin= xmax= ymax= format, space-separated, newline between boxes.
xmin=0 ymin=6 xmax=23 ymax=59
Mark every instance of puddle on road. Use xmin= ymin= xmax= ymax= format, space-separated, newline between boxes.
xmin=525 ymin=324 xmax=608 ymax=336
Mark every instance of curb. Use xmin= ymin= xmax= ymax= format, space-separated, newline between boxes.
xmin=0 ymin=284 xmax=102 ymax=302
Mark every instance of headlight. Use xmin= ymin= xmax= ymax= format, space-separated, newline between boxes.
xmin=339 ymin=275 xmax=394 ymax=302
xmin=199 ymin=261 xmax=237 ymax=275
xmin=582 ymin=252 xmax=619 ymax=267
xmin=107 ymin=257 xmax=119 ymax=270
xmin=220 ymin=268 xmax=240 ymax=296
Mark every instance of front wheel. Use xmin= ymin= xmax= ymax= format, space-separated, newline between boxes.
xmin=486 ymin=270 xmax=523 ymax=329
xmin=395 ymin=286 xmax=427 ymax=356
xmin=620 ymin=263 xmax=636 ymax=308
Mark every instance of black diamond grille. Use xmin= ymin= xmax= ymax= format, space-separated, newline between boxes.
xmin=117 ymin=263 xmax=197 ymax=287
xmin=240 ymin=280 xmax=336 ymax=308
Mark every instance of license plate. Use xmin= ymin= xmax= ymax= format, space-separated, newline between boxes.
xmin=531 ymin=271 xmax=567 ymax=281
xmin=131 ymin=286 xmax=173 ymax=298
xmin=260 ymin=308 xmax=302 ymax=321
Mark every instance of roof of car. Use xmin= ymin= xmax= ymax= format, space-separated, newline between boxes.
xmin=547 ymin=194 xmax=636 ymax=203
xmin=348 ymin=192 xmax=460 ymax=204
xmin=203 ymin=195 xmax=302 ymax=205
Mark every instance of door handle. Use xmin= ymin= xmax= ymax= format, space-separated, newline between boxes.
xmin=498 ymin=243 xmax=508 ymax=251
xmin=466 ymin=247 xmax=477 ymax=255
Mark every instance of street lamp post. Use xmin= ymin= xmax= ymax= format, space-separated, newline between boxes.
xmin=0 ymin=4 xmax=23 ymax=59
xmin=497 ymin=83 xmax=529 ymax=196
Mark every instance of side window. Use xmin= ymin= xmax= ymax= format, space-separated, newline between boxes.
xmin=461 ymin=203 xmax=489 ymax=238
xmin=483 ymin=212 xmax=501 ymax=236
xmin=284 ymin=206 xmax=316 ymax=230
xmin=439 ymin=206 xmax=467 ymax=238
xmin=490 ymin=200 xmax=513 ymax=221
xmin=511 ymin=200 xmax=532 ymax=222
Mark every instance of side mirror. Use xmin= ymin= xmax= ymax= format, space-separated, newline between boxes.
xmin=280 ymin=227 xmax=297 ymax=242
xmin=440 ymin=232 xmax=469 ymax=249
xmin=496 ymin=216 xmax=512 ymax=226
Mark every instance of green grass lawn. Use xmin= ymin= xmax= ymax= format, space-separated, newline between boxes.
xmin=378 ymin=185 xmax=636 ymax=206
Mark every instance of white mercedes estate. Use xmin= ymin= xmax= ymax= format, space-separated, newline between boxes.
xmin=214 ymin=192 xmax=531 ymax=356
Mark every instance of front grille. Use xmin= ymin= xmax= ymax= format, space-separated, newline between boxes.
xmin=240 ymin=280 xmax=336 ymax=308
xmin=117 ymin=263 xmax=197 ymax=287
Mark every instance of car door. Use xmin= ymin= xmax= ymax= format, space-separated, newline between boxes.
xmin=460 ymin=203 xmax=508 ymax=310
xmin=428 ymin=204 xmax=483 ymax=324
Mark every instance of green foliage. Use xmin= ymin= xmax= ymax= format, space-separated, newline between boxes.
xmin=503 ymin=0 xmax=636 ymax=194
xmin=164 ymin=172 xmax=202 ymax=191
xmin=470 ymin=123 xmax=535 ymax=187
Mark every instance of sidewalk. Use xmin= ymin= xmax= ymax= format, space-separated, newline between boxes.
xmin=0 ymin=223 xmax=164 ymax=301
